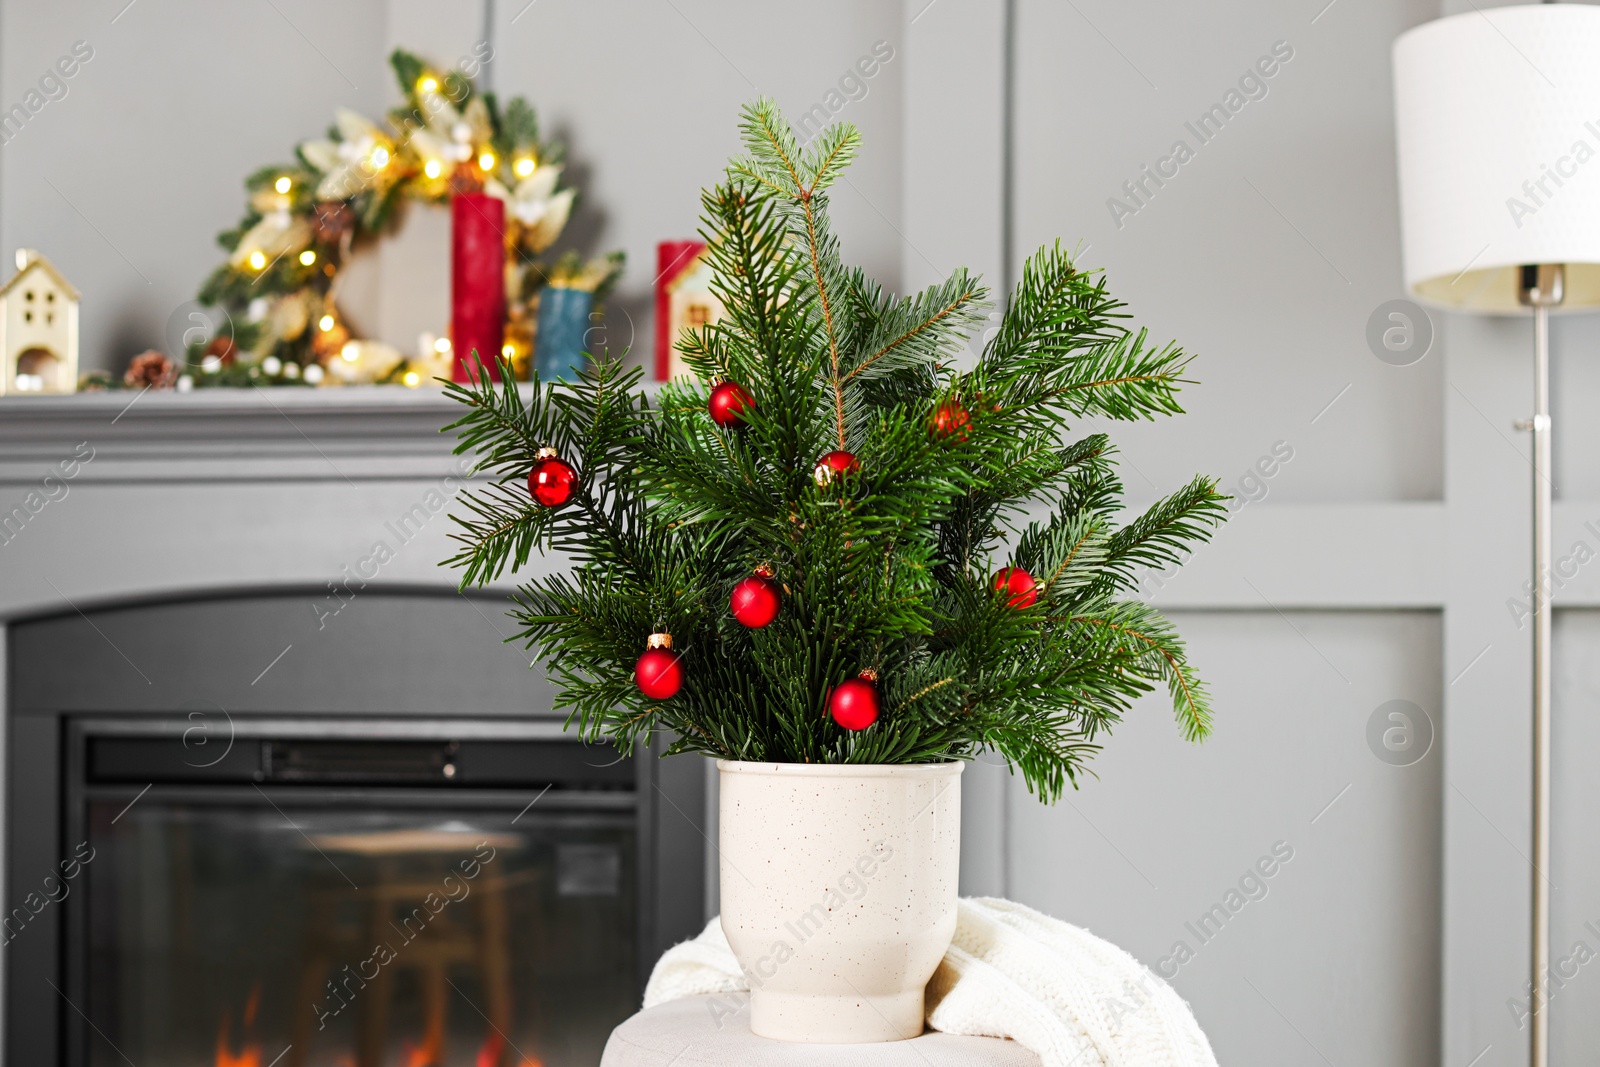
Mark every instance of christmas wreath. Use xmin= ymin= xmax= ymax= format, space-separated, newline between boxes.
xmin=443 ymin=101 xmax=1227 ymax=800
xmin=188 ymin=48 xmax=621 ymax=388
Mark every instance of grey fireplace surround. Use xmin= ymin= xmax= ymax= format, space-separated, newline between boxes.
xmin=0 ymin=387 xmax=708 ymax=1064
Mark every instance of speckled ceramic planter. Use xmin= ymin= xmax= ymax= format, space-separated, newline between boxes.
xmin=717 ymin=760 xmax=962 ymax=1043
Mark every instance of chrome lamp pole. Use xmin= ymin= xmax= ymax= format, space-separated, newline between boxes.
xmin=1518 ymin=262 xmax=1561 ymax=1067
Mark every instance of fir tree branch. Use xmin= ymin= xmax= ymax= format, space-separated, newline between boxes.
xmin=1091 ymin=474 xmax=1228 ymax=597
xmin=442 ymin=99 xmax=1227 ymax=801
xmin=804 ymin=124 xmax=860 ymax=196
xmin=984 ymin=241 xmax=1125 ymax=374
xmin=901 ymin=676 xmax=958 ymax=706
xmin=733 ymin=99 xmax=854 ymax=448
xmin=1042 ymin=329 xmax=1194 ymax=421
xmin=805 ymin=203 xmax=847 ymax=448
xmin=843 ymin=274 xmax=987 ymax=385
xmin=1063 ymin=603 xmax=1212 ymax=741
xmin=1037 ymin=516 xmax=1105 ymax=597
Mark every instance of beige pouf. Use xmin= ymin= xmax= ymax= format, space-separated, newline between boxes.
xmin=601 ymin=994 xmax=1041 ymax=1067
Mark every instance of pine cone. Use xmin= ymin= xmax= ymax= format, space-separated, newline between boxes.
xmin=311 ymin=201 xmax=354 ymax=243
xmin=124 ymin=350 xmax=177 ymax=390
xmin=205 ymin=334 xmax=237 ymax=365
xmin=310 ymin=321 xmax=350 ymax=359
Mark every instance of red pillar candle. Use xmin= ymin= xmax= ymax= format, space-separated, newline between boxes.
xmin=451 ymin=192 xmax=506 ymax=382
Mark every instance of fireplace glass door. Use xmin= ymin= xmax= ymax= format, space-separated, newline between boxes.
xmin=82 ymin=800 xmax=635 ymax=1067
xmin=67 ymin=724 xmax=643 ymax=1067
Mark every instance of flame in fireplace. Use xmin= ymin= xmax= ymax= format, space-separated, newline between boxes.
xmin=216 ymin=1043 xmax=261 ymax=1067
xmin=400 ymin=1030 xmax=444 ymax=1067
xmin=474 ymin=1032 xmax=503 ymax=1067
xmin=213 ymin=989 xmax=541 ymax=1067
xmin=215 ymin=986 xmax=263 ymax=1067
xmin=474 ymin=1030 xmax=542 ymax=1067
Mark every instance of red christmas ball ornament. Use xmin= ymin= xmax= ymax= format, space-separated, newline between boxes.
xmin=528 ymin=447 xmax=576 ymax=507
xmin=730 ymin=564 xmax=781 ymax=628
xmin=708 ymin=380 xmax=755 ymax=427
xmin=812 ymin=449 xmax=861 ymax=487
xmin=635 ymin=632 xmax=682 ymax=700
xmin=931 ymin=400 xmax=971 ymax=441
xmin=829 ymin=669 xmax=880 ymax=731
xmin=993 ymin=566 xmax=1038 ymax=609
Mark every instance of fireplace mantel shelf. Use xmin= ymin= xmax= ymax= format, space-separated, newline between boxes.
xmin=0 ymin=386 xmax=512 ymax=484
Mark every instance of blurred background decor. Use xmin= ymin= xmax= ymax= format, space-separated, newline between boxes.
xmin=184 ymin=48 xmax=622 ymax=390
xmin=654 ymin=240 xmax=721 ymax=381
xmin=0 ymin=248 xmax=79 ymax=395
xmin=533 ymin=252 xmax=628 ymax=382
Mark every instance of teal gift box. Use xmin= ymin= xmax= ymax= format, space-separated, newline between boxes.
xmin=535 ymin=285 xmax=595 ymax=382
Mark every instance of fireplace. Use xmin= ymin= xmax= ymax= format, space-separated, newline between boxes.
xmin=6 ymin=592 xmax=708 ymax=1067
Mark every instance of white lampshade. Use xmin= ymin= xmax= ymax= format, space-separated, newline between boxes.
xmin=1394 ymin=4 xmax=1600 ymax=312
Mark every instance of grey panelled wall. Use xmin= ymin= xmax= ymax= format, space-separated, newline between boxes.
xmin=1008 ymin=0 xmax=1600 ymax=1064
xmin=1009 ymin=611 xmax=1444 ymax=1065
xmin=490 ymin=0 xmax=907 ymax=365
xmin=1553 ymin=612 xmax=1600 ymax=1067
xmin=1008 ymin=0 xmax=1450 ymax=1063
xmin=0 ymin=0 xmax=393 ymax=372
xmin=1010 ymin=0 xmax=1443 ymax=505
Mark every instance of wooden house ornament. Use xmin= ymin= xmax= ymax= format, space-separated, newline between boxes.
xmin=1 ymin=249 xmax=79 ymax=395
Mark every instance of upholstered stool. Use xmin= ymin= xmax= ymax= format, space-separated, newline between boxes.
xmin=601 ymin=994 xmax=1041 ymax=1066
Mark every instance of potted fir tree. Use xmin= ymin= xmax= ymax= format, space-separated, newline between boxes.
xmin=444 ymin=100 xmax=1226 ymax=1043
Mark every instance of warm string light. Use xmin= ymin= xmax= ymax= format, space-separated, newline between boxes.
xmin=209 ymin=53 xmax=596 ymax=392
xmin=233 ymin=108 xmax=539 ymax=383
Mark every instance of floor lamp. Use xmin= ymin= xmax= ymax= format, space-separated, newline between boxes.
xmin=1394 ymin=6 xmax=1600 ymax=1065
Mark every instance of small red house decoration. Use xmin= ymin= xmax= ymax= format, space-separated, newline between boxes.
xmin=655 ymin=241 xmax=723 ymax=381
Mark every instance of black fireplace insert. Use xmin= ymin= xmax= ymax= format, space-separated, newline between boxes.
xmin=6 ymin=593 xmax=709 ymax=1067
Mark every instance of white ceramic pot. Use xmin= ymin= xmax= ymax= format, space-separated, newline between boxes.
xmin=717 ymin=760 xmax=962 ymax=1043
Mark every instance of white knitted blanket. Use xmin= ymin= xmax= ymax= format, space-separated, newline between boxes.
xmin=643 ymin=897 xmax=1218 ymax=1067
